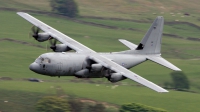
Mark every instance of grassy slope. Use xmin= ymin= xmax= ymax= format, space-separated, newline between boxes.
xmin=0 ymin=0 xmax=50 ymax=11
xmin=78 ymin=18 xmax=200 ymax=39
xmin=1 ymin=81 xmax=200 ymax=112
xmin=75 ymin=0 xmax=200 ymax=25
xmin=1 ymin=11 xmax=200 ymax=111
xmin=0 ymin=89 xmax=46 ymax=112
xmin=2 ymin=11 xmax=200 ymax=59
xmin=0 ymin=0 xmax=200 ymax=25
xmin=0 ymin=0 xmax=200 ymax=111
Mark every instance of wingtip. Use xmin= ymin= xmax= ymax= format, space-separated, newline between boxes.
xmin=159 ymin=90 xmax=169 ymax=93
xmin=118 ymin=39 xmax=124 ymax=41
xmin=17 ymin=12 xmax=22 ymax=14
xmin=17 ymin=12 xmax=26 ymax=15
xmin=155 ymin=88 xmax=168 ymax=93
xmin=175 ymin=69 xmax=182 ymax=71
xmin=173 ymin=67 xmax=181 ymax=71
xmin=156 ymin=87 xmax=169 ymax=93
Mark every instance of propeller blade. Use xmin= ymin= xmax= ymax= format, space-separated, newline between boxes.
xmin=49 ymin=38 xmax=53 ymax=45
xmin=49 ymin=38 xmax=58 ymax=51
xmin=31 ymin=26 xmax=35 ymax=33
xmin=36 ymin=27 xmax=40 ymax=34
xmin=53 ymin=39 xmax=57 ymax=45
xmin=31 ymin=26 xmax=41 ymax=40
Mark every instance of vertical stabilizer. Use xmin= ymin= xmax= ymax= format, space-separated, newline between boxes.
xmin=136 ymin=16 xmax=164 ymax=54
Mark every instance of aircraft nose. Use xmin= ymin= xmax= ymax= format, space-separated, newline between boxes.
xmin=29 ymin=62 xmax=40 ymax=73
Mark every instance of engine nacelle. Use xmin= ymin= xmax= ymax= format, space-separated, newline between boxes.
xmin=74 ymin=69 xmax=89 ymax=78
xmin=53 ymin=44 xmax=72 ymax=52
xmin=36 ymin=33 xmax=50 ymax=42
xmin=109 ymin=73 xmax=126 ymax=82
xmin=91 ymin=64 xmax=103 ymax=72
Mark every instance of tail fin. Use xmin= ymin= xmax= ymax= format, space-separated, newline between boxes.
xmin=136 ymin=16 xmax=163 ymax=54
xmin=135 ymin=17 xmax=181 ymax=71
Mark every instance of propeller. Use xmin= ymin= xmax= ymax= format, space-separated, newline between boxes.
xmin=31 ymin=26 xmax=40 ymax=40
xmin=49 ymin=38 xmax=58 ymax=51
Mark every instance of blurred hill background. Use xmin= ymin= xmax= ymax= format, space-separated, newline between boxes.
xmin=0 ymin=0 xmax=200 ymax=112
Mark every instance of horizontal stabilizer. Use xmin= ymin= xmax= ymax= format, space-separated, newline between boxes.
xmin=147 ymin=56 xmax=181 ymax=71
xmin=118 ymin=39 xmax=137 ymax=50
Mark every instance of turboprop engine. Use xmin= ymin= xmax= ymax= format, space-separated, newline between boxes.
xmin=49 ymin=39 xmax=72 ymax=52
xmin=100 ymin=67 xmax=126 ymax=82
xmin=74 ymin=69 xmax=89 ymax=78
xmin=50 ymin=44 xmax=72 ymax=52
xmin=74 ymin=64 xmax=103 ymax=78
xmin=30 ymin=26 xmax=50 ymax=42
xmin=91 ymin=64 xmax=103 ymax=72
xmin=107 ymin=73 xmax=126 ymax=82
xmin=34 ymin=32 xmax=50 ymax=42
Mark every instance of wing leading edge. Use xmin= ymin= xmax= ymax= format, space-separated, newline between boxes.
xmin=17 ymin=12 xmax=168 ymax=92
xmin=17 ymin=12 xmax=95 ymax=53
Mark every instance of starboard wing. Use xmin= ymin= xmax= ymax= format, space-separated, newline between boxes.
xmin=89 ymin=54 xmax=168 ymax=93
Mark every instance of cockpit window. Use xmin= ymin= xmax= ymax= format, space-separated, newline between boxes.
xmin=41 ymin=58 xmax=44 ymax=61
xmin=43 ymin=58 xmax=51 ymax=63
xmin=35 ymin=56 xmax=41 ymax=63
xmin=35 ymin=57 xmax=51 ymax=63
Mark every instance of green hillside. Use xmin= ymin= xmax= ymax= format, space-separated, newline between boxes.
xmin=0 ymin=0 xmax=200 ymax=112
xmin=0 ymin=0 xmax=50 ymax=11
xmin=1 ymin=0 xmax=200 ymax=24
xmin=0 ymin=11 xmax=200 ymax=112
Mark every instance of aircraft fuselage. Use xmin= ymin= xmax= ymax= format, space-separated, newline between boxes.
xmin=29 ymin=52 xmax=146 ymax=78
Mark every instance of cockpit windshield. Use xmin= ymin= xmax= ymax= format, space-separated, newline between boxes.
xmin=43 ymin=58 xmax=51 ymax=63
xmin=35 ymin=56 xmax=51 ymax=63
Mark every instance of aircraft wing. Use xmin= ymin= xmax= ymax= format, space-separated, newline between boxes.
xmin=17 ymin=12 xmax=168 ymax=92
xmin=89 ymin=54 xmax=168 ymax=92
xmin=17 ymin=12 xmax=95 ymax=53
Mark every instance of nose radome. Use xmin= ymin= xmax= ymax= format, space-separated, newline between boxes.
xmin=29 ymin=62 xmax=40 ymax=73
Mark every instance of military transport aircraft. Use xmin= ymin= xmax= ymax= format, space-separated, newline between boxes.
xmin=17 ymin=12 xmax=181 ymax=93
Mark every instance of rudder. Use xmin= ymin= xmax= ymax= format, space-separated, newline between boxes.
xmin=136 ymin=16 xmax=164 ymax=54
